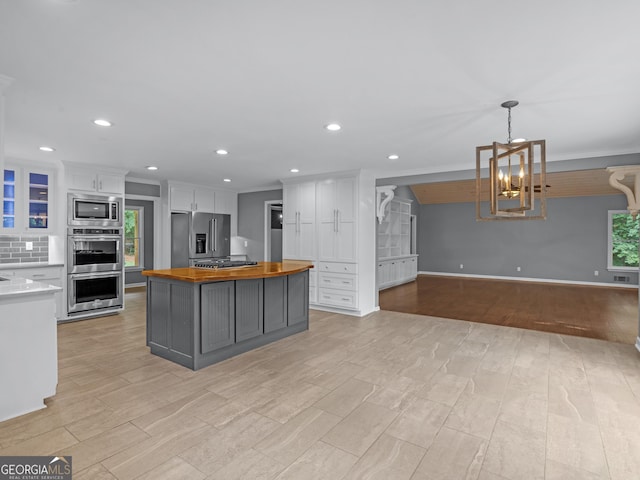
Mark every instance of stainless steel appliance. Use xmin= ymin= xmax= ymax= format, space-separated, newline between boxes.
xmin=67 ymin=227 xmax=123 ymax=273
xmin=68 ymin=193 xmax=122 ymax=227
xmin=68 ymin=270 xmax=123 ymax=314
xmin=66 ymin=194 xmax=124 ymax=317
xmin=171 ymin=212 xmax=231 ymax=267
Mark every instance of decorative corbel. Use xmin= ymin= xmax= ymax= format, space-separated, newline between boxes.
xmin=376 ymin=185 xmax=397 ymax=224
xmin=607 ymin=166 xmax=640 ymax=219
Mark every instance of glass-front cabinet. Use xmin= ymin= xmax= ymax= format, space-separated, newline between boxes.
xmin=1 ymin=164 xmax=53 ymax=232
xmin=3 ymin=169 xmax=16 ymax=228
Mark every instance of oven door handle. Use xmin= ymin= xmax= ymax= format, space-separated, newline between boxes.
xmin=69 ymin=235 xmax=122 ymax=241
xmin=69 ymin=271 xmax=123 ymax=280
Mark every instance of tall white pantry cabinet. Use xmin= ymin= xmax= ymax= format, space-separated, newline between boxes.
xmin=282 ymin=170 xmax=376 ymax=316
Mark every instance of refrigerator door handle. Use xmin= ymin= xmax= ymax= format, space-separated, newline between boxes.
xmin=212 ymin=218 xmax=218 ymax=253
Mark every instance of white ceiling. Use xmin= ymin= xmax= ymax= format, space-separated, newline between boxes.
xmin=1 ymin=0 xmax=639 ymax=191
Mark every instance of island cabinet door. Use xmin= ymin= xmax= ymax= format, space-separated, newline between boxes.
xmin=264 ymin=276 xmax=287 ymax=333
xmin=235 ymin=279 xmax=264 ymax=342
xmin=148 ymin=280 xmax=170 ymax=349
xmin=201 ymin=282 xmax=235 ymax=354
xmin=287 ymin=271 xmax=309 ymax=326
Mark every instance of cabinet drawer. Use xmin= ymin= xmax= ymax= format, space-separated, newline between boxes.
xmin=318 ymin=272 xmax=356 ymax=291
xmin=0 ymin=266 xmax=61 ymax=281
xmin=318 ymin=261 xmax=357 ymax=274
xmin=318 ymin=288 xmax=358 ymax=309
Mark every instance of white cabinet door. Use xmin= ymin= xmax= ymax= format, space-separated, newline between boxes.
xmin=68 ymin=171 xmax=97 ymax=192
xmin=97 ymin=174 xmax=123 ymax=194
xmin=193 ymin=187 xmax=216 ymax=213
xmin=317 ymin=175 xmax=357 ymax=262
xmin=170 ymin=185 xmax=194 ymax=211
xmin=214 ymin=190 xmax=235 ymax=215
xmin=282 ymin=182 xmax=316 ymax=260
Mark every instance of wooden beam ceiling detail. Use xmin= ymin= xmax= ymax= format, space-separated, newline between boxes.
xmin=410 ymin=169 xmax=632 ymax=205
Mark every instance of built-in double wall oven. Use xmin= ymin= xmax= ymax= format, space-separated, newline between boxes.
xmin=67 ymin=194 xmax=124 ymax=316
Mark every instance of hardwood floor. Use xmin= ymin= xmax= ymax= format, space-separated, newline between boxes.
xmin=1 ymin=286 xmax=640 ymax=479
xmin=379 ymin=275 xmax=639 ymax=344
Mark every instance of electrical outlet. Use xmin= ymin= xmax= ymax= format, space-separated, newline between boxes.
xmin=594 ymin=270 xmax=599 ymax=276
xmin=25 ymin=242 xmax=33 ymax=251
xmin=516 ymin=266 xmax=521 ymax=272
xmin=459 ymin=264 xmax=464 ymax=269
xmin=244 ymin=240 xmax=248 ymax=247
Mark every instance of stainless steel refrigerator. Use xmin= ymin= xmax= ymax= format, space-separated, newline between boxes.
xmin=171 ymin=212 xmax=231 ymax=267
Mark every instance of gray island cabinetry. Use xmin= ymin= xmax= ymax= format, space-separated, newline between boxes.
xmin=143 ymin=261 xmax=312 ymax=370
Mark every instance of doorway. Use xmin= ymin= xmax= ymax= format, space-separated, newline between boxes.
xmin=124 ymin=199 xmax=154 ymax=285
xmin=264 ymin=201 xmax=283 ymax=261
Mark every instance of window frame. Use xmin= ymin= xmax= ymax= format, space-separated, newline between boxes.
xmin=607 ymin=209 xmax=639 ymax=272
xmin=124 ymin=206 xmax=144 ymax=270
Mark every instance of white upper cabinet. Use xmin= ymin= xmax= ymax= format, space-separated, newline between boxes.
xmin=170 ymin=184 xmax=215 ymax=212
xmin=282 ymin=181 xmax=316 ymax=261
xmin=169 ymin=184 xmax=225 ymax=213
xmin=67 ymin=170 xmax=124 ymax=196
xmin=2 ymin=163 xmax=55 ymax=233
xmin=317 ymin=176 xmax=357 ymax=262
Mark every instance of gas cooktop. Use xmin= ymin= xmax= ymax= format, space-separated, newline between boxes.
xmin=193 ymin=260 xmax=258 ymax=269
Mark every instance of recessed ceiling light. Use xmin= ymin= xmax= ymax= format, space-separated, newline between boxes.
xmin=39 ymin=146 xmax=55 ymax=152
xmin=146 ymin=166 xmax=158 ymax=171
xmin=216 ymin=149 xmax=228 ymax=155
xmin=388 ymin=154 xmax=399 ymax=160
xmin=93 ymin=119 xmax=112 ymax=127
xmin=290 ymin=168 xmax=299 ymax=173
xmin=223 ymin=178 xmax=231 ymax=182
xmin=512 ymin=138 xmax=527 ymax=143
xmin=325 ymin=123 xmax=341 ymax=131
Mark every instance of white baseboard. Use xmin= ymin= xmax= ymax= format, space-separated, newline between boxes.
xmin=418 ymin=271 xmax=638 ymax=289
xmin=310 ymin=304 xmax=379 ymax=317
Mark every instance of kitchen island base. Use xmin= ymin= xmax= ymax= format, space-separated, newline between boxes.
xmin=146 ymin=269 xmax=309 ymax=370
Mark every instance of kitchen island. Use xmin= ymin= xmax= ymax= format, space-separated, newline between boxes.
xmin=142 ymin=261 xmax=313 ymax=370
xmin=0 ymin=275 xmax=61 ymax=421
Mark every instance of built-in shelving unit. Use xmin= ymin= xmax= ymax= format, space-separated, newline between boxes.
xmin=377 ymin=197 xmax=418 ymax=290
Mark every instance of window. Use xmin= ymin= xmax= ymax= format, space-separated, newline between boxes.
xmin=608 ymin=210 xmax=639 ymax=271
xmin=124 ymin=207 xmax=144 ymax=268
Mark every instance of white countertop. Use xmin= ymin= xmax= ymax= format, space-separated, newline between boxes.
xmin=0 ymin=262 xmax=64 ymax=270
xmin=0 ymin=275 xmax=62 ymax=299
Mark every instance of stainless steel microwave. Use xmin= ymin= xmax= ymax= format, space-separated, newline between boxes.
xmin=68 ymin=193 xmax=122 ymax=227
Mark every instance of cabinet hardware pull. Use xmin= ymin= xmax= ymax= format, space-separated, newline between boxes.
xmin=342 ymin=281 xmax=349 ymax=284
xmin=92 ymin=179 xmax=96 ymax=189
xmin=99 ymin=181 xmax=103 ymax=190
xmin=342 ymin=297 xmax=350 ymax=301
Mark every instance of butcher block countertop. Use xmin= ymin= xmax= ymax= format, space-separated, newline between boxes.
xmin=142 ymin=260 xmax=314 ymax=283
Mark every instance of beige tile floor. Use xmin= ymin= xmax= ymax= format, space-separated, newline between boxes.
xmin=1 ymin=288 xmax=640 ymax=479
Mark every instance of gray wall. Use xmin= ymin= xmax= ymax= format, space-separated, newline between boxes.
xmin=417 ymin=194 xmax=639 ymax=285
xmin=418 ymin=194 xmax=638 ymax=283
xmin=237 ymin=189 xmax=283 ymax=261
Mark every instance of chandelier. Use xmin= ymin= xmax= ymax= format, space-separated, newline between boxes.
xmin=475 ymin=100 xmax=547 ymax=221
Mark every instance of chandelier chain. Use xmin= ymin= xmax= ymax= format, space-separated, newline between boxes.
xmin=507 ymin=107 xmax=512 ymax=144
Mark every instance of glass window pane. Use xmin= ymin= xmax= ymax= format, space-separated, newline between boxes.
xmin=3 ymin=169 xmax=16 ymax=229
xmin=28 ymin=171 xmax=49 ymax=229
xmin=29 ymin=173 xmax=48 ymax=186
xmin=610 ymin=212 xmax=639 ymax=269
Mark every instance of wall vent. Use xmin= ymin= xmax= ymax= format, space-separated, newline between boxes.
xmin=613 ymin=275 xmax=630 ymax=283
